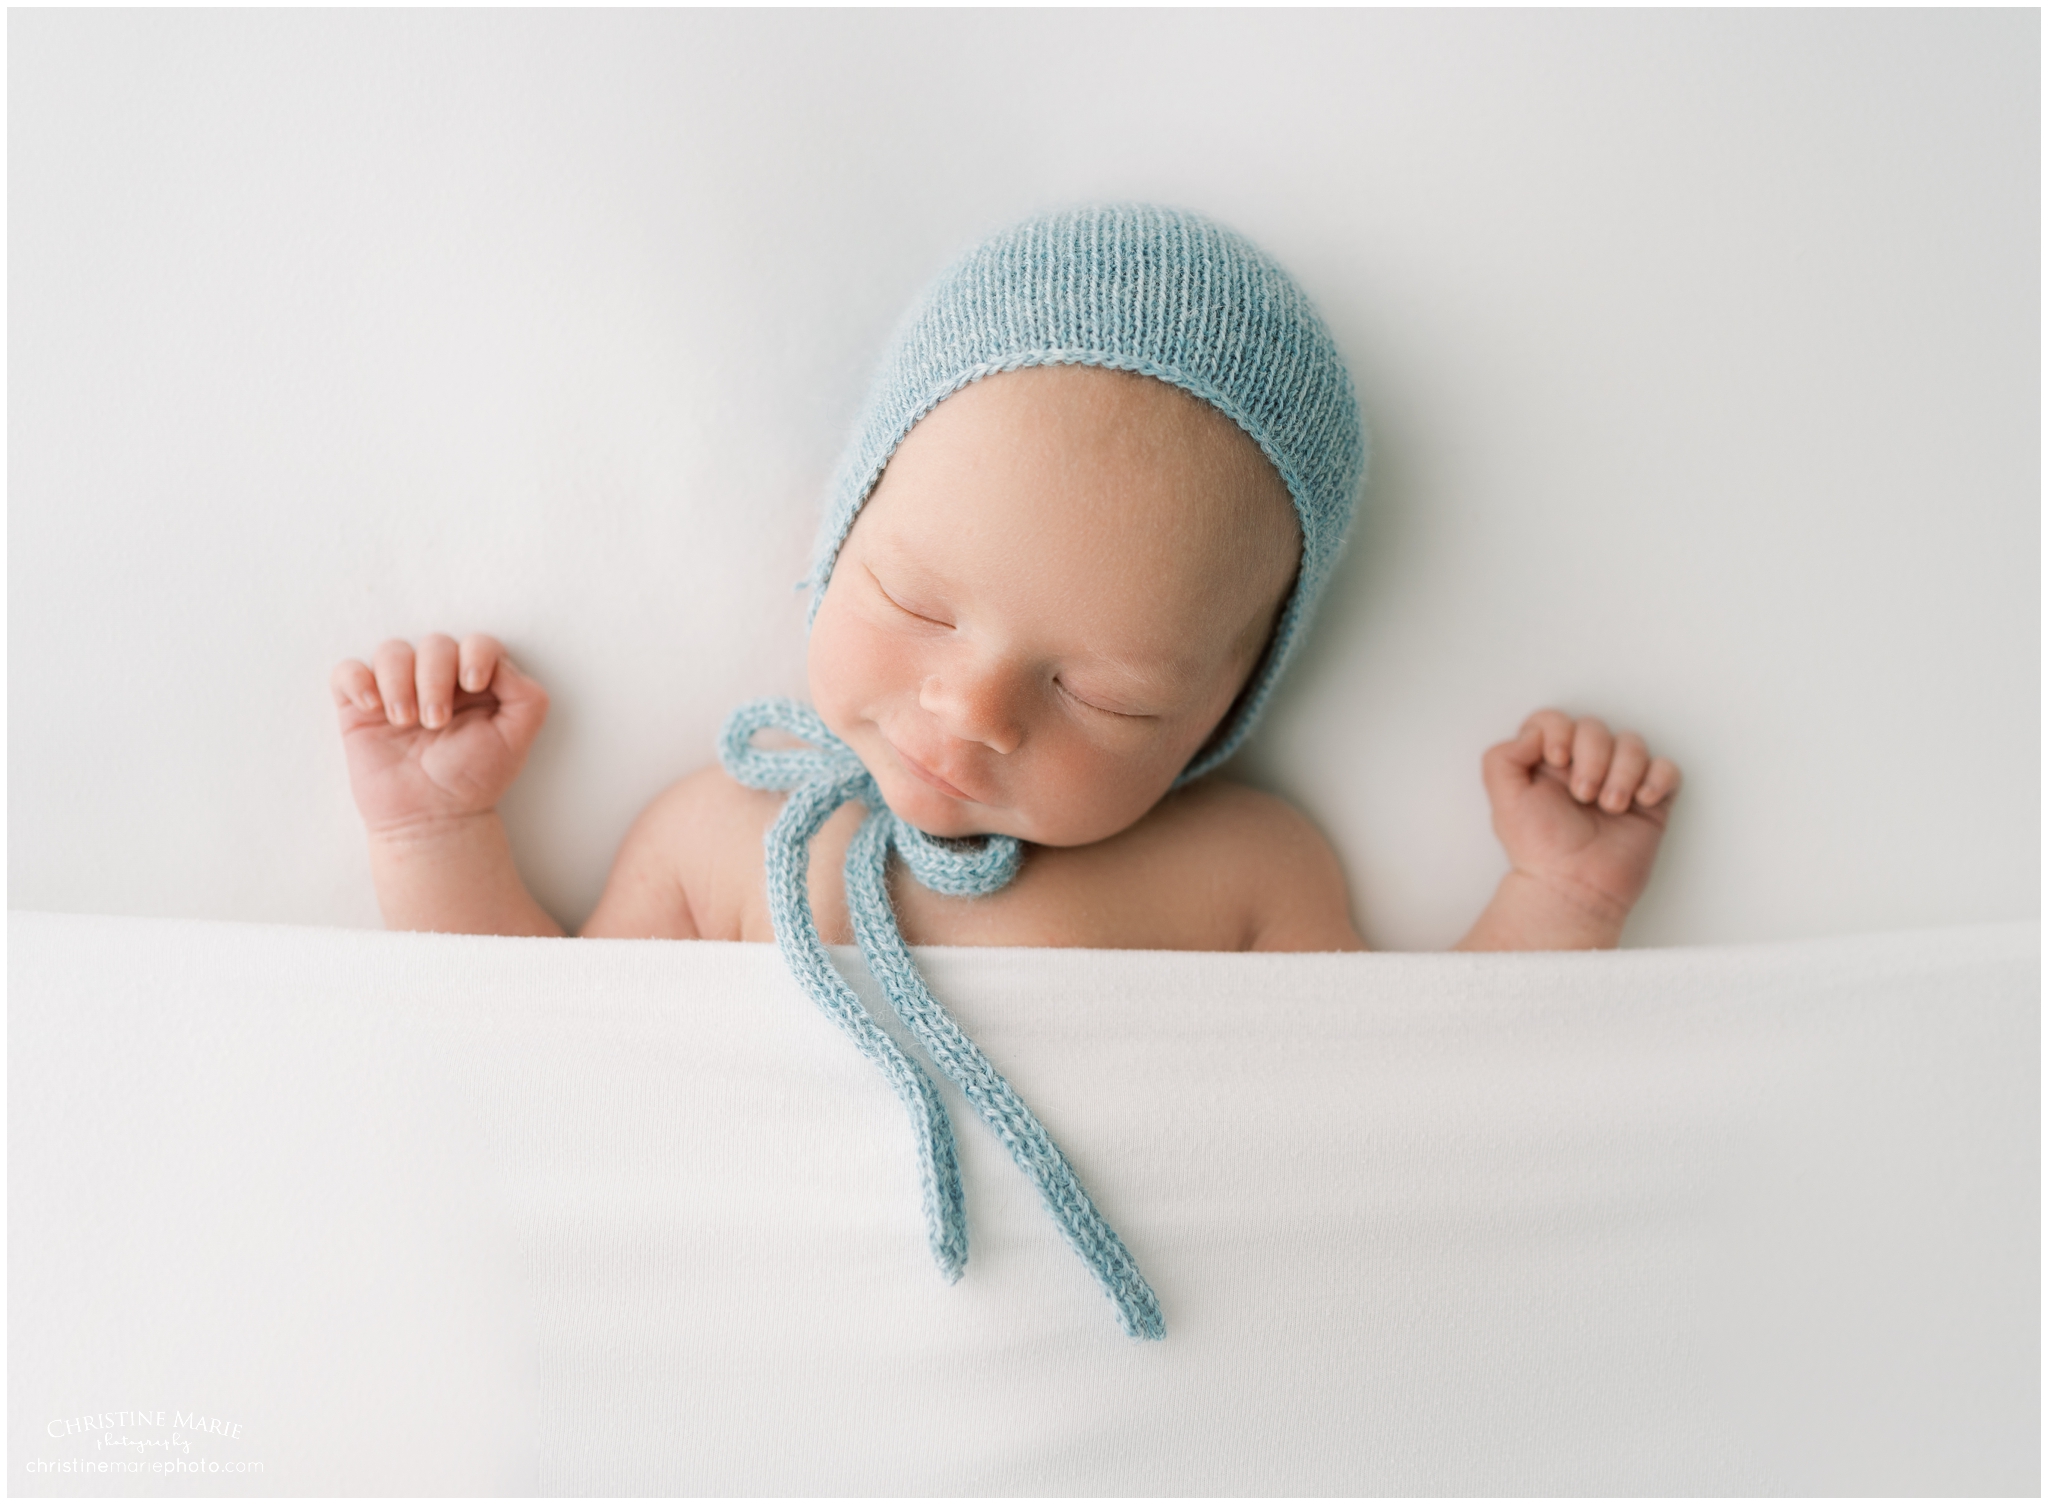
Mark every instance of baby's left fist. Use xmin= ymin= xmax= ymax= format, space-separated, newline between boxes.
xmin=1481 ymin=709 xmax=1682 ymax=924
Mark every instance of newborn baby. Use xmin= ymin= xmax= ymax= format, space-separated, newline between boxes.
xmin=333 ymin=221 xmax=1678 ymax=955
xmin=333 ymin=204 xmax=1682 ymax=1339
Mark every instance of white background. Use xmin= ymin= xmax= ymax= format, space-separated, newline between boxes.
xmin=9 ymin=10 xmax=2038 ymax=948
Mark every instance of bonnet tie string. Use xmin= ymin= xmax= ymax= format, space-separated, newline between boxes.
xmin=719 ymin=697 xmax=1165 ymax=1341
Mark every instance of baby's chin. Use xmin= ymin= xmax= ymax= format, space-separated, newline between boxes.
xmin=869 ymin=764 xmax=1152 ymax=849
xmin=867 ymin=764 xmax=1015 ymax=840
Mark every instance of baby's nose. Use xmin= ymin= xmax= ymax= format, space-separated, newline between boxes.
xmin=918 ymin=662 xmax=1024 ymax=756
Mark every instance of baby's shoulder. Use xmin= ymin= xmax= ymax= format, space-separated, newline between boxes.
xmin=655 ymin=761 xmax=885 ymax=944
xmin=574 ymin=763 xmax=765 ymax=940
xmin=615 ymin=762 xmax=776 ymax=861
xmin=1117 ymin=774 xmax=1324 ymax=871
xmin=1111 ymin=776 xmax=1363 ymax=951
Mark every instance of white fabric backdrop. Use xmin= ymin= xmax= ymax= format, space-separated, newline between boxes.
xmin=8 ymin=10 xmax=2038 ymax=947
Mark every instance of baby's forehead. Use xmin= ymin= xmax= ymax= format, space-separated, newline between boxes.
xmin=866 ymin=369 xmax=1301 ymax=641
xmin=927 ymin=366 xmax=1295 ymax=521
xmin=902 ymin=375 xmax=1278 ymax=526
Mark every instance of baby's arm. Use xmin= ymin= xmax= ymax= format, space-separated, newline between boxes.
xmin=332 ymin=633 xmax=569 ymax=937
xmin=1455 ymin=709 xmax=1681 ymax=951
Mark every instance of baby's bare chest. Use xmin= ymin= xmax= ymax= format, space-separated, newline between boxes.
xmin=695 ymin=793 xmax=1257 ymax=951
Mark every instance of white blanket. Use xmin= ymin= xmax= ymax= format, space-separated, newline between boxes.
xmin=10 ymin=913 xmax=2038 ymax=1494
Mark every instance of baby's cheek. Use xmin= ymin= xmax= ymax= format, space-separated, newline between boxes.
xmin=1021 ymin=735 xmax=1178 ymax=846
xmin=808 ymin=596 xmax=902 ymax=738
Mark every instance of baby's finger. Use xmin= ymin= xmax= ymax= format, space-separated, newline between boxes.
xmin=1568 ymin=717 xmax=1614 ymax=802
xmin=330 ymin=659 xmax=384 ymax=716
xmin=1599 ymin=731 xmax=1650 ymax=813
xmin=1481 ymin=725 xmax=1544 ymax=807
xmin=458 ymin=632 xmax=504 ymax=694
xmin=485 ymin=653 xmax=551 ymax=746
xmin=372 ymin=639 xmax=418 ymax=726
xmin=1489 ymin=722 xmax=1545 ymax=773
xmin=1521 ymin=708 xmax=1576 ymax=769
xmin=1637 ymin=757 xmax=1683 ymax=808
xmin=414 ymin=633 xmax=459 ymax=729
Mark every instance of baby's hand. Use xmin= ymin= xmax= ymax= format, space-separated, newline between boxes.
xmin=329 ymin=633 xmax=550 ymax=837
xmin=1480 ymin=709 xmax=1682 ymax=929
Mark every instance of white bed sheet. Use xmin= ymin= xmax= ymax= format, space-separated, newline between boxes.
xmin=9 ymin=912 xmax=2038 ymax=1494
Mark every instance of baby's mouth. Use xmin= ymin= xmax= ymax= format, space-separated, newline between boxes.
xmin=886 ymin=739 xmax=978 ymax=804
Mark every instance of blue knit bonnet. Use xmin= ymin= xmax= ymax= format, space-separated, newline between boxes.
xmin=804 ymin=202 xmax=1367 ymax=782
xmin=718 ymin=205 xmax=1365 ymax=1341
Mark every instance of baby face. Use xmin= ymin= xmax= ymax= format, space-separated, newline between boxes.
xmin=808 ymin=364 xmax=1300 ymax=846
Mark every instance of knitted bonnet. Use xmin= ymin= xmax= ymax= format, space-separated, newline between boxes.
xmin=806 ymin=202 xmax=1368 ymax=781
xmin=719 ymin=205 xmax=1365 ymax=1342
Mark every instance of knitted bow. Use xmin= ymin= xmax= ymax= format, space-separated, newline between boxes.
xmin=719 ymin=697 xmax=1165 ymax=1340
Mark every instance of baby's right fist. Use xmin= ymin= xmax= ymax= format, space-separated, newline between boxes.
xmin=330 ymin=633 xmax=551 ymax=836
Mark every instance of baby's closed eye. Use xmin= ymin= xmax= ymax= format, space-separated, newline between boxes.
xmin=866 ymin=565 xmax=953 ymax=627
xmin=1054 ymin=678 xmax=1152 ymax=719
